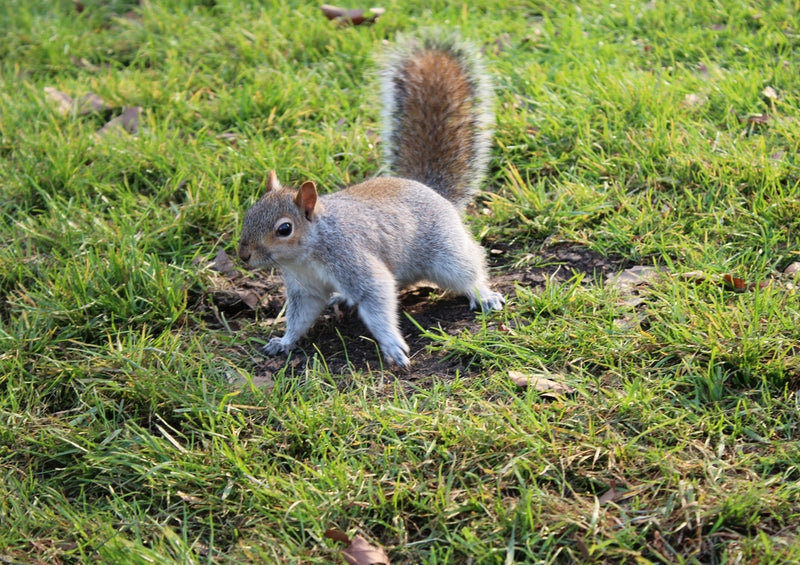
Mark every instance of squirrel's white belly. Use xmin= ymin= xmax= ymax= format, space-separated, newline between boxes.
xmin=282 ymin=260 xmax=338 ymax=299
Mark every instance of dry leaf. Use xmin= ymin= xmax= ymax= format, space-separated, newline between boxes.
xmin=784 ymin=262 xmax=800 ymax=276
xmin=211 ymin=248 xmax=237 ymax=277
xmin=598 ymin=483 xmax=621 ymax=505
xmin=613 ymin=310 xmax=647 ymax=330
xmin=342 ymin=535 xmax=390 ymax=565
xmin=324 ymin=528 xmax=351 ymax=544
xmin=239 ymin=291 xmax=261 ymax=309
xmin=324 ymin=529 xmax=390 ymax=565
xmin=762 ymin=85 xmax=778 ymax=100
xmin=722 ymin=273 xmax=769 ymax=292
xmin=723 ymin=273 xmax=748 ymax=293
xmin=44 ymin=87 xmax=75 ymax=115
xmin=227 ymin=371 xmax=275 ymax=392
xmin=176 ymin=490 xmax=203 ymax=505
xmin=77 ymin=93 xmax=108 ymax=114
xmin=96 ymin=106 xmax=142 ymax=136
xmin=679 ymin=270 xmax=708 ymax=284
xmin=497 ymin=321 xmax=516 ymax=335
xmin=509 ymin=370 xmax=576 ymax=396
xmin=44 ymin=87 xmax=109 ymax=116
xmin=746 ymin=113 xmax=770 ymax=124
xmin=575 ymin=537 xmax=590 ymax=560
xmin=606 ymin=265 xmax=663 ymax=290
xmin=70 ymin=56 xmax=101 ymax=71
xmin=683 ymin=93 xmax=707 ymax=108
xmin=320 ymin=4 xmax=385 ymax=26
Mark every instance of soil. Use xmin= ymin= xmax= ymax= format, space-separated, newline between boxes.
xmin=200 ymin=243 xmax=629 ymax=383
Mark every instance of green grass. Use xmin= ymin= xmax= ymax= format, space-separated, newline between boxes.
xmin=2 ymin=0 xmax=800 ymax=563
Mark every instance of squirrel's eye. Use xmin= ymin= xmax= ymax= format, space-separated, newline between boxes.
xmin=276 ymin=222 xmax=293 ymax=237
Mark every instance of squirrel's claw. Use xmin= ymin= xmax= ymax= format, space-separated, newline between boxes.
xmin=262 ymin=336 xmax=293 ymax=356
xmin=470 ymin=290 xmax=505 ymax=312
xmin=380 ymin=341 xmax=411 ymax=369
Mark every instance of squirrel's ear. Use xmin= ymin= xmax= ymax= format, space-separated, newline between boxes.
xmin=266 ymin=170 xmax=281 ymax=192
xmin=294 ymin=181 xmax=318 ymax=221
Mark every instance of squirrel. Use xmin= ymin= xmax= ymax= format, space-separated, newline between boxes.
xmin=237 ymin=33 xmax=504 ymax=368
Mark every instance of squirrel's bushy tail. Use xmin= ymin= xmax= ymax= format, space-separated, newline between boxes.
xmin=379 ymin=32 xmax=494 ymax=211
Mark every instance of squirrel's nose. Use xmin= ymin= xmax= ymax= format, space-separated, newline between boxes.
xmin=238 ymin=245 xmax=251 ymax=263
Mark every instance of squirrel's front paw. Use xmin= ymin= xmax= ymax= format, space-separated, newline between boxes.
xmin=471 ymin=290 xmax=504 ymax=312
xmin=262 ymin=336 xmax=294 ymax=356
xmin=481 ymin=291 xmax=505 ymax=312
xmin=380 ymin=341 xmax=411 ymax=369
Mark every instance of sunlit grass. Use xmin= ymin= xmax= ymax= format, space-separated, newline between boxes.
xmin=1 ymin=0 xmax=799 ymax=563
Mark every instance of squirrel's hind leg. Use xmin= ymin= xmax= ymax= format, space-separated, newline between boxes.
xmin=424 ymin=241 xmax=505 ymax=313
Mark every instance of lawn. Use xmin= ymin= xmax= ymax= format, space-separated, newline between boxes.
xmin=1 ymin=0 xmax=799 ymax=563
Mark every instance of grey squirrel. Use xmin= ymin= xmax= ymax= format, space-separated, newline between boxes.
xmin=237 ymin=33 xmax=504 ymax=368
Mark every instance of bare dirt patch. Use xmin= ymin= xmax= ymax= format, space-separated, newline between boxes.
xmin=198 ymin=244 xmax=628 ymax=382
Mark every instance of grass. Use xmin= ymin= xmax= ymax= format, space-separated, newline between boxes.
xmin=1 ymin=0 xmax=800 ymax=563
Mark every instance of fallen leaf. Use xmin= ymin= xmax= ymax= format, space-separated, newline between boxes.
xmin=70 ymin=56 xmax=100 ymax=71
xmin=176 ymin=490 xmax=203 ymax=505
xmin=320 ymin=4 xmax=385 ymax=26
xmin=762 ymin=85 xmax=778 ymax=100
xmin=746 ymin=113 xmax=770 ymax=124
xmin=324 ymin=529 xmax=390 ymax=565
xmin=211 ymin=248 xmax=237 ymax=276
xmin=241 ymin=291 xmax=262 ymax=309
xmin=723 ymin=274 xmax=748 ymax=293
xmin=44 ymin=87 xmax=75 ymax=115
xmin=598 ymin=484 xmax=620 ymax=505
xmin=575 ymin=537 xmax=590 ymax=560
xmin=679 ymin=270 xmax=708 ymax=284
xmin=227 ymin=371 xmax=275 ymax=391
xmin=613 ymin=310 xmax=647 ymax=330
xmin=77 ymin=92 xmax=108 ymax=114
xmin=96 ymin=106 xmax=142 ymax=136
xmin=598 ymin=482 xmax=648 ymax=505
xmin=722 ymin=274 xmax=769 ymax=292
xmin=784 ymin=262 xmax=800 ymax=276
xmin=497 ymin=321 xmax=516 ymax=335
xmin=606 ymin=265 xmax=663 ymax=290
xmin=683 ymin=92 xmax=707 ymax=108
xmin=343 ymin=535 xmax=390 ymax=565
xmin=324 ymin=529 xmax=351 ymax=544
xmin=509 ymin=370 xmax=576 ymax=396
xmin=44 ymin=87 xmax=109 ymax=116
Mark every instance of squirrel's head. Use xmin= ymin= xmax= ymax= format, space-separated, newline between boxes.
xmin=238 ymin=171 xmax=321 ymax=268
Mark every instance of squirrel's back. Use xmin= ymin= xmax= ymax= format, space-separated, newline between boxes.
xmin=379 ymin=34 xmax=494 ymax=211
